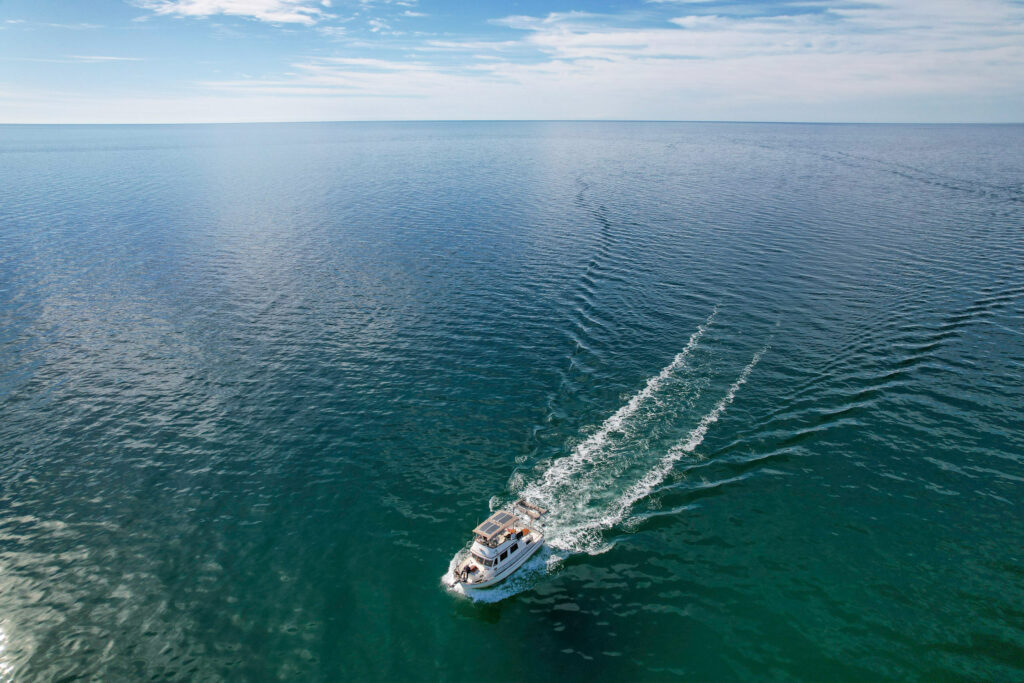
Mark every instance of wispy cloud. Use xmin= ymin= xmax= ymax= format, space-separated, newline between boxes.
xmin=69 ymin=55 xmax=145 ymax=62
xmin=191 ymin=0 xmax=1024 ymax=121
xmin=14 ymin=55 xmax=143 ymax=63
xmin=136 ymin=0 xmax=328 ymax=25
xmin=7 ymin=0 xmax=1024 ymax=123
xmin=4 ymin=20 xmax=103 ymax=29
xmin=416 ymin=40 xmax=522 ymax=52
xmin=45 ymin=22 xmax=104 ymax=29
xmin=490 ymin=11 xmax=603 ymax=31
xmin=316 ymin=25 xmax=347 ymax=37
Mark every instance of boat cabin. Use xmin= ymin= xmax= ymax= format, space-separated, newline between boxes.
xmin=467 ymin=509 xmax=536 ymax=571
xmin=450 ymin=500 xmax=547 ymax=587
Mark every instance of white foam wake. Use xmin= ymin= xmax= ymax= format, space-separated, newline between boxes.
xmin=521 ymin=308 xmax=716 ymax=498
xmin=514 ymin=309 xmax=719 ymax=555
xmin=441 ymin=312 xmax=774 ymax=603
xmin=610 ymin=346 xmax=768 ymax=518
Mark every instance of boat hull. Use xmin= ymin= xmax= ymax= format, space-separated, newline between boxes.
xmin=456 ymin=535 xmax=544 ymax=589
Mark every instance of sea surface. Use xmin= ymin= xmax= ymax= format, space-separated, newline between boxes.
xmin=1 ymin=122 xmax=1022 ymax=681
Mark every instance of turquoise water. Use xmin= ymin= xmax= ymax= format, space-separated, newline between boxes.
xmin=1 ymin=122 xmax=1022 ymax=681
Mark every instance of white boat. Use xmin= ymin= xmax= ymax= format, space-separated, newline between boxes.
xmin=448 ymin=499 xmax=547 ymax=589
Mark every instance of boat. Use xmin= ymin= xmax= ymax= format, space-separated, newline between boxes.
xmin=447 ymin=499 xmax=547 ymax=589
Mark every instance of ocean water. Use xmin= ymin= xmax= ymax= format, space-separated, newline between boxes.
xmin=0 ymin=121 xmax=1022 ymax=681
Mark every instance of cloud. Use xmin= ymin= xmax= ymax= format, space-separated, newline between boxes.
xmin=490 ymin=11 xmax=602 ymax=31
xmin=8 ymin=0 xmax=1024 ymax=122
xmin=136 ymin=0 xmax=327 ymax=25
xmin=46 ymin=22 xmax=104 ymax=29
xmin=188 ymin=0 xmax=1024 ymax=121
xmin=14 ymin=55 xmax=143 ymax=63
xmin=69 ymin=55 xmax=145 ymax=62
xmin=316 ymin=24 xmax=346 ymax=37
xmin=5 ymin=20 xmax=104 ymax=29
xmin=417 ymin=40 xmax=522 ymax=52
xmin=496 ymin=3 xmax=1024 ymax=70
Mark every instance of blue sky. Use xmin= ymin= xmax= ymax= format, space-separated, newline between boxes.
xmin=2 ymin=0 xmax=1023 ymax=122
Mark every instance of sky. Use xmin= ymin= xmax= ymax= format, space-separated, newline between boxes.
xmin=1 ymin=0 xmax=1023 ymax=123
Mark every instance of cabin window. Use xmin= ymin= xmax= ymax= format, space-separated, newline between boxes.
xmin=510 ymin=543 xmax=519 ymax=554
xmin=472 ymin=553 xmax=494 ymax=567
xmin=500 ymin=551 xmax=508 ymax=561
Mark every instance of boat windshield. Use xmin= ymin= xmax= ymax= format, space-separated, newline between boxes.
xmin=471 ymin=553 xmax=492 ymax=567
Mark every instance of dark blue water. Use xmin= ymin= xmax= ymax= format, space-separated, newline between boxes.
xmin=1 ymin=122 xmax=1022 ymax=681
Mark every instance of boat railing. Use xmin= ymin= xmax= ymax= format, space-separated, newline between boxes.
xmin=513 ymin=498 xmax=547 ymax=520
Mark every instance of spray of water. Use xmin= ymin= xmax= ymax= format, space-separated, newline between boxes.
xmin=522 ymin=308 xmax=717 ymax=499
xmin=610 ymin=345 xmax=768 ymax=520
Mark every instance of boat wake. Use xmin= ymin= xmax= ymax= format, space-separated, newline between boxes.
xmin=442 ymin=309 xmax=768 ymax=601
